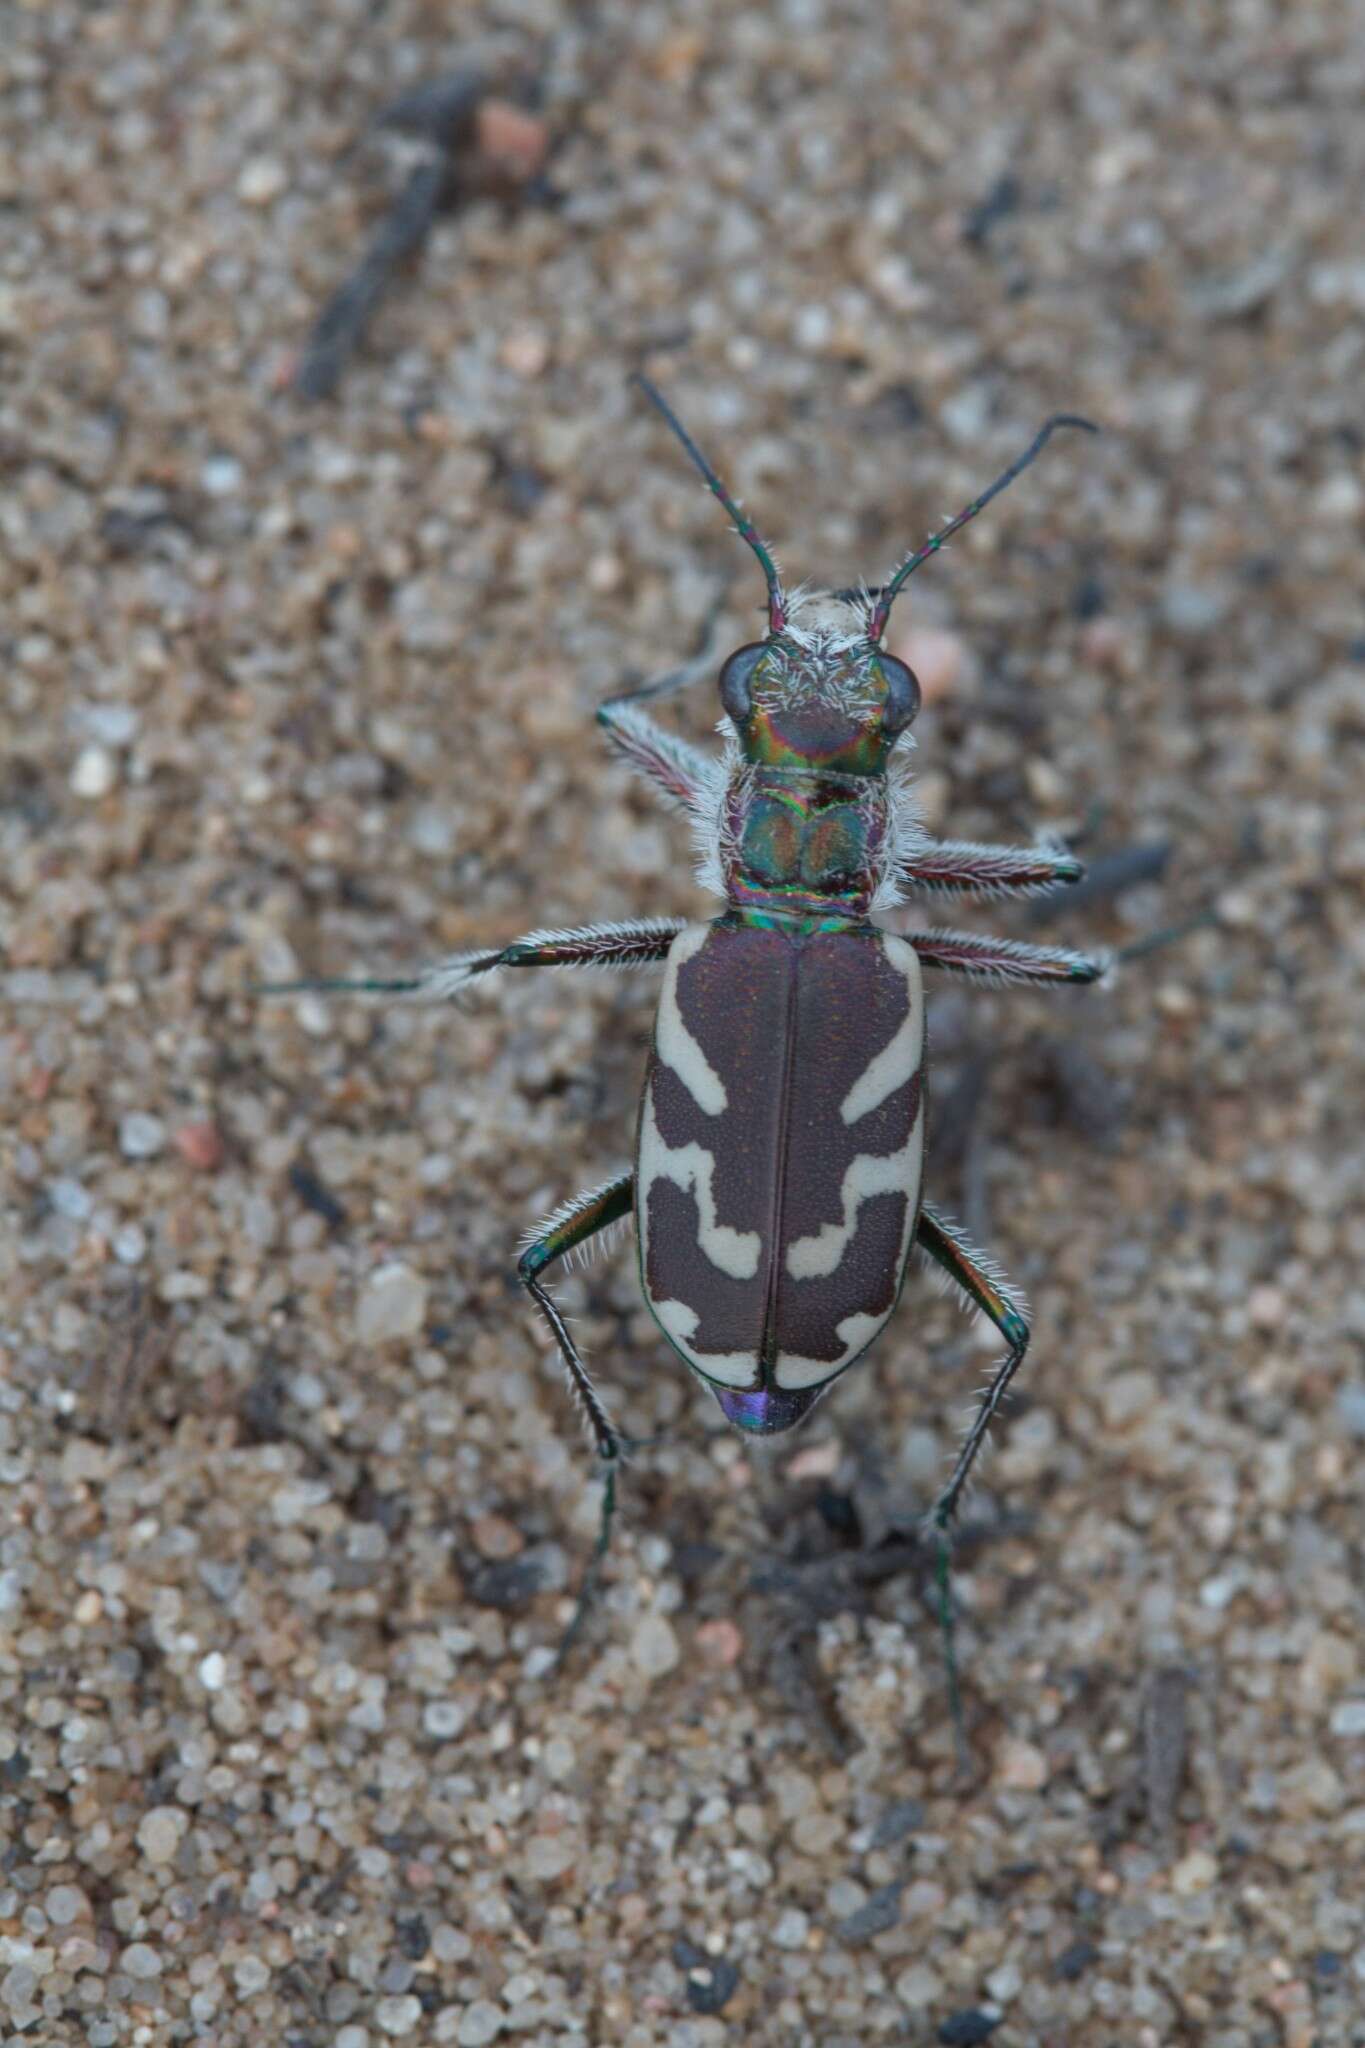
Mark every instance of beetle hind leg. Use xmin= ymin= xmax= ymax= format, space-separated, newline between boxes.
xmin=915 ymin=1202 xmax=1032 ymax=1766
xmin=517 ymin=1173 xmax=635 ymax=1658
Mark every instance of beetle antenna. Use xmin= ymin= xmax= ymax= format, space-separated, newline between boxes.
xmin=632 ymin=372 xmax=787 ymax=634
xmin=867 ymin=414 xmax=1098 ymax=642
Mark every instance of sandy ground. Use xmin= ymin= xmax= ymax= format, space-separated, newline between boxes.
xmin=2 ymin=2 xmax=1363 ymax=2043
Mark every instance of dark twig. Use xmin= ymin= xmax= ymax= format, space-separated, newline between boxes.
xmin=294 ymin=159 xmax=456 ymax=400
xmin=293 ymin=65 xmax=552 ymax=400
xmin=1143 ymin=1664 xmax=1194 ymax=1843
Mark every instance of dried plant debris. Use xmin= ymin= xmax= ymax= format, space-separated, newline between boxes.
xmin=293 ymin=69 xmax=552 ymax=399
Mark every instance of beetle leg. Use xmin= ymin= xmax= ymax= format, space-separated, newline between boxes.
xmin=916 ymin=1203 xmax=1032 ymax=1530
xmin=597 ymin=698 xmax=717 ymax=815
xmin=517 ymin=1172 xmax=635 ymax=1657
xmin=915 ymin=1202 xmax=1032 ymax=1764
xmin=258 ymin=918 xmax=685 ymax=1000
xmin=904 ymin=927 xmax=1108 ymax=986
xmin=596 ymin=611 xmax=726 ymax=813
xmin=899 ymin=838 xmax=1084 ymax=899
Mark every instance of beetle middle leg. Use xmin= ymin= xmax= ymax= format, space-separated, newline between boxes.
xmin=899 ymin=838 xmax=1085 ymax=898
xmin=906 ymin=927 xmax=1108 ymax=986
xmin=259 ymin=917 xmax=685 ymax=1001
xmin=517 ymin=1171 xmax=635 ymax=1657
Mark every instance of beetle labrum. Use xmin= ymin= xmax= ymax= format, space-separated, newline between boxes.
xmin=277 ymin=377 xmax=1104 ymax=1658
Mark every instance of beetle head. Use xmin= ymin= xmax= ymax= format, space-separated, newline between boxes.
xmin=633 ymin=374 xmax=920 ymax=776
xmin=719 ymin=593 xmax=920 ymax=776
xmin=636 ymin=374 xmax=1099 ymax=774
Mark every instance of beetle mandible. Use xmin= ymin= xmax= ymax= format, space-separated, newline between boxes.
xmin=279 ymin=376 xmax=1104 ymax=1651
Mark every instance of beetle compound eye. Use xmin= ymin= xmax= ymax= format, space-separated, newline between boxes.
xmin=876 ymin=651 xmax=921 ymax=734
xmin=718 ymin=641 xmax=769 ymax=723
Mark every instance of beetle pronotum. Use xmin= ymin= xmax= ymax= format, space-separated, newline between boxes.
xmin=273 ymin=377 xmax=1104 ymax=1702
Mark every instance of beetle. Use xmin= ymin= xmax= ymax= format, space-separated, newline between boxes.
xmin=276 ymin=375 xmax=1104 ymax=1662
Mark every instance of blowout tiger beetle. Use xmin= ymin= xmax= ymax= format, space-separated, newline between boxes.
xmin=269 ymin=376 xmax=1105 ymax=1716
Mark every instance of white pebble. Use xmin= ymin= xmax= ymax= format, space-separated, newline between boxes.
xmin=45 ymin=1885 xmax=89 ymax=1926
xmin=1329 ymin=1699 xmax=1365 ymax=1738
xmin=375 ymin=1995 xmax=423 ymax=2037
xmin=524 ymin=1834 xmax=576 ymax=1881
xmin=455 ymin=1999 xmax=505 ymax=2046
xmin=356 ymin=1263 xmax=428 ymax=1345
xmin=136 ymin=1806 xmax=184 ymax=1865
xmin=629 ymin=1612 xmax=680 ymax=1680
xmin=201 ymin=453 xmax=243 ymax=495
xmin=113 ymin=1224 xmax=147 ymax=1265
xmin=119 ymin=1112 xmax=166 ymax=1159
xmin=237 ymin=159 xmax=287 ymax=205
xmin=121 ymin=1942 xmax=163 ymax=1978
xmin=198 ymin=1650 xmax=226 ymax=1691
xmin=772 ymin=1908 xmax=809 ymax=1950
xmin=71 ymin=744 xmax=117 ymax=797
xmin=423 ymin=1700 xmax=467 ymax=1741
xmin=49 ymin=1178 xmax=93 ymax=1221
xmin=84 ymin=704 xmax=139 ymax=746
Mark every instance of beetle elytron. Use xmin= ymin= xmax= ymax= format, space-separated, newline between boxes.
xmin=283 ymin=377 xmax=1104 ymax=1648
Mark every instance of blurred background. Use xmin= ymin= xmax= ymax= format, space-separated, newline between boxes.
xmin=1 ymin=2 xmax=1361 ymax=2043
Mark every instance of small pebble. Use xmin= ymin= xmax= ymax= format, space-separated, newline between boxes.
xmin=772 ymin=1908 xmax=809 ymax=1950
xmin=629 ymin=1613 xmax=680 ymax=1681
xmin=356 ymin=1263 xmax=428 ymax=1344
xmin=136 ymin=1806 xmax=184 ymax=1865
xmin=119 ymin=1112 xmax=166 ymax=1159
xmin=995 ymin=1738 xmax=1049 ymax=1791
xmin=1170 ymin=1848 xmax=1219 ymax=1894
xmin=1334 ymin=1386 xmax=1365 ymax=1440
xmin=71 ymin=743 xmax=117 ymax=797
xmin=44 ymin=1886 xmax=90 ymax=1926
xmin=1329 ymin=1699 xmax=1365 ymax=1738
xmin=237 ymin=158 xmax=287 ymax=205
xmin=375 ymin=1995 xmax=423 ymax=2038
xmin=937 ymin=2011 xmax=1001 ymax=2047
xmin=201 ymin=453 xmax=243 ymax=495
xmin=121 ymin=1942 xmax=163 ymax=1979
xmin=695 ymin=1619 xmax=743 ymax=1668
xmin=455 ymin=1999 xmax=505 ymax=2047
xmin=499 ymin=327 xmax=550 ymax=378
xmin=470 ymin=1513 xmax=525 ymax=1560
xmin=50 ymin=1178 xmax=93 ymax=1221
xmin=1160 ymin=581 xmax=1230 ymax=635
xmin=474 ymin=100 xmax=550 ymax=180
xmin=838 ymin=1882 xmax=904 ymax=1944
xmin=524 ymin=1834 xmax=576 ymax=1881
xmin=785 ymin=1438 xmax=841 ymax=1481
xmin=174 ymin=1121 xmax=225 ymax=1171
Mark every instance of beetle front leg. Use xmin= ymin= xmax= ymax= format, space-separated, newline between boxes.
xmin=905 ymin=927 xmax=1108 ymax=986
xmin=900 ymin=838 xmax=1085 ymax=900
xmin=597 ymin=627 xmax=725 ymax=814
xmin=259 ymin=918 xmax=685 ymax=1001
xmin=517 ymin=1172 xmax=635 ymax=1657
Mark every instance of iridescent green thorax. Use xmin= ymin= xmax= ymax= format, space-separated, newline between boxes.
xmin=727 ymin=763 xmax=889 ymax=923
